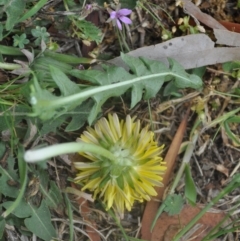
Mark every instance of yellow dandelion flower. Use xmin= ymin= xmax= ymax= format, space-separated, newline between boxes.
xmin=74 ymin=113 xmax=166 ymax=217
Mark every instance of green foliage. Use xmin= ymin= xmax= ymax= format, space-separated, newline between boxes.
xmin=0 ymin=144 xmax=65 ymax=240
xmin=172 ymin=174 xmax=240 ymax=241
xmin=151 ymin=193 xmax=184 ymax=231
xmin=31 ymin=26 xmax=50 ymax=45
xmin=184 ymin=164 xmax=197 ymax=205
xmin=24 ymin=201 xmax=57 ymax=241
xmin=39 ymin=100 xmax=94 ymax=133
xmin=0 ymin=0 xmax=26 ymax=31
xmin=0 ymin=217 xmax=5 ymax=239
xmin=2 ymin=199 xmax=32 ymax=218
xmin=120 ymin=0 xmax=138 ymax=9
xmin=95 ymin=0 xmax=137 ymax=9
xmin=163 ymin=194 xmax=184 ymax=216
xmin=223 ymin=115 xmax=240 ymax=146
xmin=13 ymin=33 xmax=30 ymax=49
xmin=18 ymin=0 xmax=48 ymax=23
xmin=29 ymin=53 xmax=202 ymax=125
xmin=71 ymin=18 xmax=102 ymax=44
xmin=0 ymin=152 xmax=19 ymax=198
xmin=222 ymin=61 xmax=240 ymax=78
xmin=0 ymin=104 xmax=32 ymax=133
xmin=179 ymin=16 xmax=200 ymax=34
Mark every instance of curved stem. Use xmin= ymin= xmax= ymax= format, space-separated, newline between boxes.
xmin=24 ymin=142 xmax=116 ymax=163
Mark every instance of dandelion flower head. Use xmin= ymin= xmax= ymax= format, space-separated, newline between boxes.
xmin=74 ymin=113 xmax=166 ymax=217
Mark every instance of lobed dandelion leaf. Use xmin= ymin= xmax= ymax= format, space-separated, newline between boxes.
xmin=29 ymin=53 xmax=202 ymax=125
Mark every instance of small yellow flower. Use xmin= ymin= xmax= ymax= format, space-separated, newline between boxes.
xmin=74 ymin=113 xmax=166 ymax=217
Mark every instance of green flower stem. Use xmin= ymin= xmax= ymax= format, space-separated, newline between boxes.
xmin=137 ymin=1 xmax=165 ymax=30
xmin=33 ymin=72 xmax=175 ymax=109
xmin=117 ymin=27 xmax=130 ymax=52
xmin=24 ymin=142 xmax=116 ymax=163
xmin=169 ymin=131 xmax=199 ymax=195
xmin=172 ymin=174 xmax=240 ymax=241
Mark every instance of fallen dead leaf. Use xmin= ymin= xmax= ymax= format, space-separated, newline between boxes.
xmin=214 ymin=29 xmax=240 ymax=47
xmin=77 ymin=197 xmax=101 ymax=241
xmin=151 ymin=205 xmax=226 ymax=241
xmin=109 ymin=34 xmax=240 ymax=70
xmin=180 ymin=0 xmax=226 ymax=30
xmin=219 ymin=21 xmax=240 ymax=33
xmin=215 ymin=164 xmax=229 ymax=177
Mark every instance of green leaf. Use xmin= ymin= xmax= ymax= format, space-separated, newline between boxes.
xmin=163 ymin=81 xmax=181 ymax=97
xmin=184 ymin=164 xmax=197 ymax=205
xmin=188 ymin=66 xmax=206 ymax=79
xmin=0 ymin=23 xmax=3 ymax=41
xmin=65 ymin=100 xmax=94 ymax=131
xmin=24 ymin=201 xmax=56 ymax=241
xmin=1 ymin=0 xmax=26 ymax=30
xmin=31 ymin=26 xmax=50 ymax=45
xmin=120 ymin=0 xmax=137 ymax=9
xmin=41 ymin=181 xmax=63 ymax=209
xmin=0 ymin=217 xmax=5 ymax=239
xmin=71 ymin=18 xmax=102 ymax=44
xmin=223 ymin=115 xmax=240 ymax=146
xmin=168 ymin=58 xmax=202 ymax=89
xmin=151 ymin=201 xmax=166 ymax=231
xmin=13 ymin=33 xmax=29 ymax=49
xmin=2 ymin=199 xmax=32 ymax=218
xmin=49 ymin=66 xmax=80 ymax=96
xmin=0 ymin=155 xmax=19 ymax=198
xmin=96 ymin=0 xmax=137 ymax=8
xmin=18 ymin=0 xmax=48 ymax=22
xmin=222 ymin=61 xmax=240 ymax=73
xmin=29 ymin=54 xmax=202 ymax=124
xmin=2 ymin=148 xmax=28 ymax=218
xmin=0 ymin=142 xmax=5 ymax=155
xmin=0 ymin=104 xmax=32 ymax=132
xmin=164 ymin=194 xmax=184 ymax=216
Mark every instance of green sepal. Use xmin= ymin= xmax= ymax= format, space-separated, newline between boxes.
xmin=116 ymin=175 xmax=124 ymax=190
xmin=99 ymin=175 xmax=111 ymax=189
xmin=128 ymin=166 xmax=141 ymax=181
xmin=124 ymin=168 xmax=135 ymax=189
xmin=89 ymin=170 xmax=103 ymax=180
xmin=110 ymin=165 xmax=123 ymax=178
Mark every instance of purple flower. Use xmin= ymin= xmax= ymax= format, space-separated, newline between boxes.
xmin=85 ymin=4 xmax=92 ymax=10
xmin=109 ymin=8 xmax=132 ymax=30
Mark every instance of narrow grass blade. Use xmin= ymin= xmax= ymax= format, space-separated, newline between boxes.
xmin=18 ymin=0 xmax=48 ymax=22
